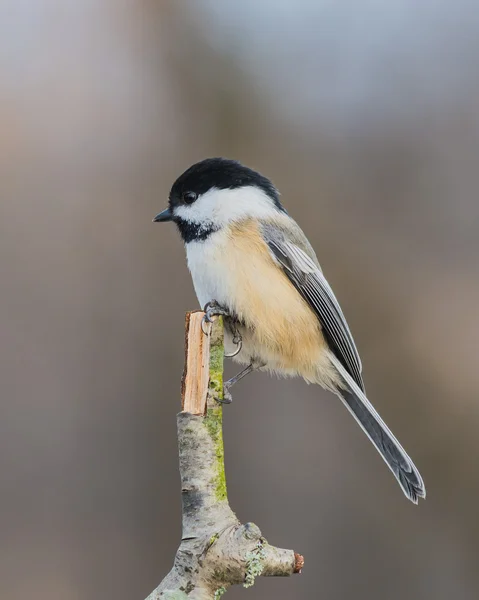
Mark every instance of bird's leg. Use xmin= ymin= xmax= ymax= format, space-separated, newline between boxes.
xmin=221 ymin=363 xmax=258 ymax=404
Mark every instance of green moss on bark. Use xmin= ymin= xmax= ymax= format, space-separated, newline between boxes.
xmin=204 ymin=318 xmax=227 ymax=502
xmin=204 ymin=407 xmax=227 ymax=501
xmin=208 ymin=318 xmax=224 ymax=398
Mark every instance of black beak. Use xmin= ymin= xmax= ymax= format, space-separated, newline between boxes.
xmin=153 ymin=208 xmax=173 ymax=222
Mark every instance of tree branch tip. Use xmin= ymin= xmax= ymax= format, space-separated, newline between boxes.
xmin=294 ymin=553 xmax=305 ymax=574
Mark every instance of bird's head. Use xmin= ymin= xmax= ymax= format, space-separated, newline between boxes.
xmin=154 ymin=158 xmax=286 ymax=242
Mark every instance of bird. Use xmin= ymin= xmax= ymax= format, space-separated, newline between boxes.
xmin=154 ymin=157 xmax=426 ymax=503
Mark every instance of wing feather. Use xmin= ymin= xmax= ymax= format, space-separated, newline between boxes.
xmin=262 ymin=223 xmax=364 ymax=391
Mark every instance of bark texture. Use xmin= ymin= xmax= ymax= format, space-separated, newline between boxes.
xmin=145 ymin=312 xmax=303 ymax=600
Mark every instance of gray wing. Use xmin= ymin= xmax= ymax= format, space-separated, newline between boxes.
xmin=261 ymin=221 xmax=364 ymax=391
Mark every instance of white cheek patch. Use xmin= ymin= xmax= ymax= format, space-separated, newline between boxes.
xmin=174 ymin=203 xmax=214 ymax=231
xmin=174 ymin=186 xmax=278 ymax=226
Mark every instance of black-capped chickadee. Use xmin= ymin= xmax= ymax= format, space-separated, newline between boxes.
xmin=154 ymin=157 xmax=425 ymax=503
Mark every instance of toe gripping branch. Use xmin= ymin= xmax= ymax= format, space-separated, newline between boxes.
xmin=201 ymin=300 xmax=242 ymax=358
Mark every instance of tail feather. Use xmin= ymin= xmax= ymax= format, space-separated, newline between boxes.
xmin=328 ymin=354 xmax=426 ymax=503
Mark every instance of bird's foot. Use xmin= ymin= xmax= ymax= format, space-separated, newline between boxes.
xmin=218 ymin=363 xmax=259 ymax=405
xmin=201 ymin=300 xmax=230 ymax=334
xmin=219 ymin=383 xmax=234 ymax=405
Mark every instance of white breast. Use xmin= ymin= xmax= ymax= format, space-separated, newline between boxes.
xmin=185 ymin=231 xmax=231 ymax=309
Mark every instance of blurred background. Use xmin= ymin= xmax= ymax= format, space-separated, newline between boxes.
xmin=1 ymin=1 xmax=478 ymax=598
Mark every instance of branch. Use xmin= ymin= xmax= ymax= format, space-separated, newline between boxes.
xmin=146 ymin=312 xmax=304 ymax=600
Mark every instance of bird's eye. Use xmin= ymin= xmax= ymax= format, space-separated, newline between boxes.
xmin=183 ymin=191 xmax=197 ymax=204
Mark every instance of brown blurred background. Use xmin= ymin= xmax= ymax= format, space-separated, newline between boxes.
xmin=1 ymin=1 xmax=478 ymax=598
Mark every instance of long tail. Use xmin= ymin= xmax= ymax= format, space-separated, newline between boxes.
xmin=328 ymin=353 xmax=426 ymax=503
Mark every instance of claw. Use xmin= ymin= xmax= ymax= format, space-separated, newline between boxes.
xmin=224 ymin=334 xmax=242 ymax=358
xmin=201 ymin=314 xmax=211 ymax=335
xmin=201 ymin=300 xmax=230 ymax=336
xmin=220 ymin=386 xmax=233 ymax=404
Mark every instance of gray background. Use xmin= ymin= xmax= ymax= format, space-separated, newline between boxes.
xmin=1 ymin=1 xmax=478 ymax=599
